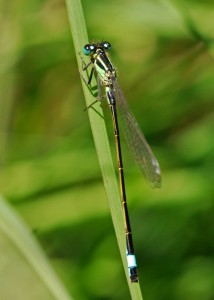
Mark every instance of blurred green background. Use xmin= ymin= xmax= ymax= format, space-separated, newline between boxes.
xmin=0 ymin=0 xmax=214 ymax=299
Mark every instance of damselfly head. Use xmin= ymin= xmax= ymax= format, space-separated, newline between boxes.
xmin=83 ymin=41 xmax=112 ymax=56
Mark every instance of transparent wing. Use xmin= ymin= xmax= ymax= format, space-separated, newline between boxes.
xmin=113 ymin=80 xmax=161 ymax=188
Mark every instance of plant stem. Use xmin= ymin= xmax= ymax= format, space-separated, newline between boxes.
xmin=65 ymin=0 xmax=143 ymax=298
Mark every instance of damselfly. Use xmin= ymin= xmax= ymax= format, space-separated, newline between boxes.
xmin=80 ymin=41 xmax=161 ymax=283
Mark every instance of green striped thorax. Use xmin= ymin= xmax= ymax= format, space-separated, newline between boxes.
xmin=83 ymin=41 xmax=117 ymax=85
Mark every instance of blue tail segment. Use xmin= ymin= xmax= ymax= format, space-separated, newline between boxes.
xmin=126 ymin=250 xmax=138 ymax=283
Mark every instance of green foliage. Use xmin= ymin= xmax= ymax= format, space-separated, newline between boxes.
xmin=0 ymin=197 xmax=72 ymax=300
xmin=0 ymin=0 xmax=214 ymax=299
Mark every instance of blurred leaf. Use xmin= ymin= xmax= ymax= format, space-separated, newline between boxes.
xmin=0 ymin=197 xmax=72 ymax=300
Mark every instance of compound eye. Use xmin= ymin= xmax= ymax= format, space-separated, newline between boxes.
xmin=83 ymin=44 xmax=91 ymax=55
xmin=102 ymin=41 xmax=111 ymax=51
xmin=83 ymin=44 xmax=96 ymax=55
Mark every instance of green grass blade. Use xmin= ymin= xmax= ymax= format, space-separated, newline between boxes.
xmin=65 ymin=0 xmax=143 ymax=298
xmin=0 ymin=197 xmax=72 ymax=300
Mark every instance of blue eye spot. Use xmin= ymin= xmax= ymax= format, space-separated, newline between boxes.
xmin=83 ymin=44 xmax=96 ymax=55
xmin=102 ymin=41 xmax=111 ymax=51
xmin=83 ymin=47 xmax=90 ymax=55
